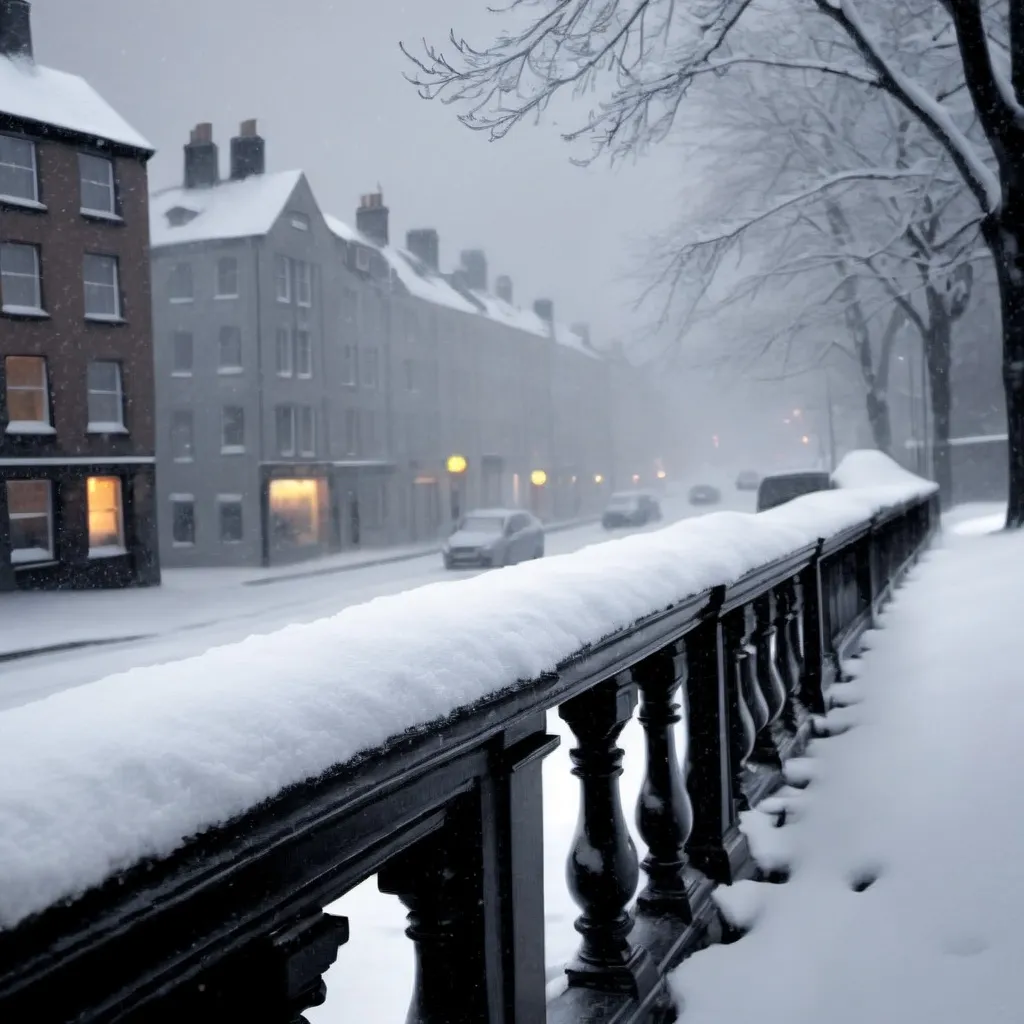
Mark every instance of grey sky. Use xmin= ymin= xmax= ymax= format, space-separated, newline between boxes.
xmin=34 ymin=0 xmax=682 ymax=345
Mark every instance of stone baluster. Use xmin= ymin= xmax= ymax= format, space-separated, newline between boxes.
xmin=633 ymin=642 xmax=698 ymax=921
xmin=752 ymin=591 xmax=786 ymax=765
xmin=725 ymin=607 xmax=763 ymax=810
xmin=775 ymin=578 xmax=804 ymax=732
xmin=559 ymin=674 xmax=657 ymax=998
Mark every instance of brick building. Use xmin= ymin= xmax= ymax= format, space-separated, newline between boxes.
xmin=0 ymin=0 xmax=159 ymax=590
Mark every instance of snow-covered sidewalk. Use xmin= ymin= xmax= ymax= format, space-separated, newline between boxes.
xmin=671 ymin=508 xmax=1024 ymax=1024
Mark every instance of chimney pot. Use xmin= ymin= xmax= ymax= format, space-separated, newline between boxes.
xmin=356 ymin=191 xmax=389 ymax=246
xmin=406 ymin=229 xmax=440 ymax=273
xmin=230 ymin=119 xmax=265 ymax=181
xmin=239 ymin=118 xmax=258 ymax=138
xmin=0 ymin=0 xmax=32 ymax=60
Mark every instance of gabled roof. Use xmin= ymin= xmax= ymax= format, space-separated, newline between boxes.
xmin=149 ymin=169 xmax=304 ymax=249
xmin=0 ymin=55 xmax=151 ymax=151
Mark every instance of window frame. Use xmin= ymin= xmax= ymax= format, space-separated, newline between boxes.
xmin=275 ymin=328 xmax=293 ymax=377
xmin=341 ymin=345 xmax=357 ymax=387
xmin=170 ymin=493 xmax=196 ymax=547
xmin=86 ymin=475 xmax=126 ymax=559
xmin=215 ymin=256 xmax=239 ymax=299
xmin=275 ymin=405 xmax=296 ymax=457
xmin=299 ymin=406 xmax=316 ymax=457
xmin=78 ymin=152 xmax=117 ymax=218
xmin=168 ymin=262 xmax=194 ymax=304
xmin=344 ymin=408 xmax=359 ymax=457
xmin=360 ymin=347 xmax=378 ymax=390
xmin=6 ymin=479 xmax=54 ymax=565
xmin=83 ymin=253 xmax=122 ymax=321
xmin=171 ymin=330 xmax=194 ymax=376
xmin=0 ymin=133 xmax=39 ymax=208
xmin=171 ymin=409 xmax=195 ymax=462
xmin=295 ymin=329 xmax=313 ymax=378
xmin=218 ymin=325 xmax=243 ymax=374
xmin=0 ymin=242 xmax=43 ymax=315
xmin=220 ymin=405 xmax=246 ymax=454
xmin=295 ymin=261 xmax=312 ymax=307
xmin=274 ymin=255 xmax=291 ymax=304
xmin=217 ymin=495 xmax=244 ymax=544
xmin=86 ymin=360 xmax=126 ymax=433
xmin=4 ymin=354 xmax=53 ymax=434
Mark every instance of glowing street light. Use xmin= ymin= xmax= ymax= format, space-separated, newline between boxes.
xmin=793 ymin=408 xmax=802 ymax=418
xmin=530 ymin=469 xmax=548 ymax=487
xmin=594 ymin=473 xmax=604 ymax=484
xmin=446 ymin=454 xmax=468 ymax=474
xmin=632 ymin=473 xmax=641 ymax=484
xmin=801 ymin=435 xmax=810 ymax=445
xmin=656 ymin=469 xmax=667 ymax=480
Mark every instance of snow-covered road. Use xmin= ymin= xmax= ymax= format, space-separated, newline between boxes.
xmin=0 ymin=492 xmax=754 ymax=710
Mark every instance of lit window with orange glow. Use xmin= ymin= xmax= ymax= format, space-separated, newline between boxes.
xmin=87 ymin=476 xmax=125 ymax=556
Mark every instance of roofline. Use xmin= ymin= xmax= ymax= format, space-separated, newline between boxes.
xmin=0 ymin=111 xmax=154 ymax=159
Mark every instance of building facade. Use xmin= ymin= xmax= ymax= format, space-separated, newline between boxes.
xmin=151 ymin=123 xmax=669 ymax=568
xmin=0 ymin=1 xmax=159 ymax=591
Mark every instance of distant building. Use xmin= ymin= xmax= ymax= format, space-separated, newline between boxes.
xmin=0 ymin=0 xmax=160 ymax=591
xmin=150 ymin=122 xmax=667 ymax=568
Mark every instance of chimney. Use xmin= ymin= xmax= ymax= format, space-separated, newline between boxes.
xmin=571 ymin=322 xmax=592 ymax=349
xmin=460 ymin=250 xmax=487 ymax=292
xmin=183 ymin=122 xmax=219 ymax=190
xmin=0 ymin=0 xmax=32 ymax=60
xmin=450 ymin=268 xmax=470 ymax=293
xmin=406 ymin=228 xmax=439 ymax=272
xmin=356 ymin=192 xmax=389 ymax=247
xmin=533 ymin=298 xmax=554 ymax=324
xmin=495 ymin=275 xmax=513 ymax=304
xmin=230 ymin=119 xmax=265 ymax=181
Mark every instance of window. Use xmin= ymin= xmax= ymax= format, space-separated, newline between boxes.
xmin=341 ymin=345 xmax=357 ymax=386
xmin=171 ymin=495 xmax=195 ymax=546
xmin=6 ymin=480 xmax=53 ymax=564
xmin=83 ymin=254 xmax=121 ymax=319
xmin=276 ymin=405 xmax=296 ymax=456
xmin=355 ymin=247 xmax=371 ymax=273
xmin=4 ymin=355 xmax=51 ymax=432
xmin=215 ymin=257 xmax=238 ymax=298
xmin=361 ymin=347 xmax=378 ymax=389
xmin=218 ymin=497 xmax=244 ymax=543
xmin=221 ymin=406 xmax=245 ymax=452
xmin=219 ymin=326 xmax=243 ymax=372
xmin=362 ymin=410 xmax=377 ymax=454
xmin=87 ymin=361 xmax=124 ymax=431
xmin=299 ymin=406 xmax=316 ymax=456
xmin=275 ymin=328 xmax=292 ymax=377
xmin=344 ymin=408 xmax=359 ymax=456
xmin=172 ymin=331 xmax=194 ymax=375
xmin=171 ymin=410 xmax=194 ymax=461
xmin=290 ymin=213 xmax=309 ymax=231
xmin=169 ymin=262 xmax=193 ymax=303
xmin=0 ymin=135 xmax=37 ymax=204
xmin=403 ymin=358 xmax=416 ymax=392
xmin=274 ymin=255 xmax=290 ymax=303
xmin=0 ymin=243 xmax=42 ymax=313
xmin=78 ymin=153 xmax=116 ymax=216
xmin=295 ymin=330 xmax=312 ymax=378
xmin=87 ymin=476 xmax=125 ymax=557
xmin=295 ymin=261 xmax=312 ymax=307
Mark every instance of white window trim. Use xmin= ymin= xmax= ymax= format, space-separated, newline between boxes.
xmin=277 ymin=406 xmax=296 ymax=457
xmin=8 ymin=480 xmax=54 ymax=565
xmin=170 ymin=494 xmax=196 ymax=547
xmin=1 ymin=243 xmax=43 ymax=315
xmin=87 ymin=477 xmax=126 ymax=560
xmin=79 ymin=153 xmax=117 ymax=218
xmin=87 ymin=361 xmax=125 ymax=434
xmin=218 ymin=327 xmax=244 ymax=373
xmin=5 ymin=355 xmax=52 ymax=432
xmin=169 ymin=263 xmax=194 ymax=304
xmin=215 ymin=257 xmax=239 ymax=300
xmin=276 ymin=329 xmax=293 ymax=378
xmin=216 ymin=495 xmax=244 ymax=544
xmin=171 ymin=332 xmax=194 ymax=377
xmin=296 ymin=262 xmax=312 ymax=308
xmin=355 ymin=247 xmax=371 ymax=272
xmin=275 ymin=256 xmax=291 ymax=304
xmin=295 ymin=331 xmax=313 ymax=379
xmin=220 ymin=408 xmax=246 ymax=455
xmin=299 ymin=407 xmax=316 ymax=457
xmin=83 ymin=253 xmax=122 ymax=322
xmin=171 ymin=411 xmax=195 ymax=463
xmin=0 ymin=134 xmax=39 ymax=206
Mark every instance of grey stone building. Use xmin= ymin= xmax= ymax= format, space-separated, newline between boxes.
xmin=151 ymin=123 xmax=668 ymax=568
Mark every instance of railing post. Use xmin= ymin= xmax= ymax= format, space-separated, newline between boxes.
xmin=559 ymin=673 xmax=658 ymax=998
xmin=775 ymin=577 xmax=805 ymax=736
xmin=799 ymin=541 xmax=828 ymax=716
xmin=752 ymin=590 xmax=787 ymax=763
xmin=633 ymin=642 xmax=701 ymax=921
xmin=684 ymin=592 xmax=752 ymax=884
xmin=857 ymin=520 xmax=879 ymax=625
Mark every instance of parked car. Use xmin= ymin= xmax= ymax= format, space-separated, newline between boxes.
xmin=756 ymin=471 xmax=835 ymax=512
xmin=736 ymin=469 xmax=761 ymax=491
xmin=601 ymin=491 xmax=662 ymax=529
xmin=442 ymin=509 xmax=544 ymax=569
xmin=688 ymin=484 xmax=722 ymax=506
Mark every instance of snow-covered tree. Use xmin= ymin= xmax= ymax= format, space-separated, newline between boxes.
xmin=407 ymin=0 xmax=1024 ymax=525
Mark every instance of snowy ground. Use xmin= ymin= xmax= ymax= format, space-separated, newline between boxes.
xmin=310 ymin=503 xmax=1020 ymax=1021
xmin=0 ymin=493 xmax=750 ymax=711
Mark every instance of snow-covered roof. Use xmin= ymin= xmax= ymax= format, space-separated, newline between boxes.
xmin=149 ymin=170 xmax=304 ymax=249
xmin=0 ymin=55 xmax=151 ymax=151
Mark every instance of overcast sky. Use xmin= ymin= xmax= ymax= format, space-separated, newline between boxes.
xmin=34 ymin=0 xmax=684 ymax=345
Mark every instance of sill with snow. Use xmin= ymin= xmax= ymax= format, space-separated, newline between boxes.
xmin=88 ymin=545 xmax=128 ymax=560
xmin=1 ymin=304 xmax=48 ymax=319
xmin=5 ymin=421 xmax=56 ymax=436
xmin=87 ymin=422 xmax=128 ymax=435
xmin=9 ymin=547 xmax=54 ymax=566
xmin=218 ymin=367 xmax=243 ymax=376
xmin=0 ymin=195 xmax=46 ymax=212
xmin=220 ymin=446 xmax=246 ymax=456
xmin=80 ymin=208 xmax=123 ymax=223
xmin=85 ymin=313 xmax=126 ymax=325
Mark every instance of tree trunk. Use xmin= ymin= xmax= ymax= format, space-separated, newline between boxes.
xmin=865 ymin=389 xmax=893 ymax=454
xmin=924 ymin=290 xmax=953 ymax=505
xmin=986 ymin=214 xmax=1024 ymax=528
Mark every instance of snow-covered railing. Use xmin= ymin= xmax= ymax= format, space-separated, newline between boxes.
xmin=0 ymin=454 xmax=938 ymax=1023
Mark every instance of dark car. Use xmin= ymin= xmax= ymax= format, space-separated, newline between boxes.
xmin=688 ymin=484 xmax=722 ymax=506
xmin=442 ymin=509 xmax=544 ymax=569
xmin=756 ymin=471 xmax=835 ymax=512
xmin=601 ymin=491 xmax=662 ymax=529
xmin=736 ymin=469 xmax=761 ymax=491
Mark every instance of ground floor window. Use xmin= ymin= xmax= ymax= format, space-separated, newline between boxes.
xmin=269 ymin=478 xmax=328 ymax=549
xmin=171 ymin=495 xmax=195 ymax=546
xmin=87 ymin=476 xmax=125 ymax=557
xmin=6 ymin=479 xmax=53 ymax=564
xmin=218 ymin=497 xmax=243 ymax=543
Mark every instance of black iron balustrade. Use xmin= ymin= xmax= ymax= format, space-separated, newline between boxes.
xmin=0 ymin=493 xmax=938 ymax=1024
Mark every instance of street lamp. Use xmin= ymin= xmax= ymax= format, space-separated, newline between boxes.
xmin=594 ymin=473 xmax=604 ymax=484
xmin=446 ymin=454 xmax=467 ymax=475
xmin=446 ymin=454 xmax=467 ymax=521
xmin=656 ymin=469 xmax=667 ymax=480
xmin=530 ymin=469 xmax=548 ymax=487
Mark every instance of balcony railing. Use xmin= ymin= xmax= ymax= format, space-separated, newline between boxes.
xmin=0 ymin=487 xmax=938 ymax=1023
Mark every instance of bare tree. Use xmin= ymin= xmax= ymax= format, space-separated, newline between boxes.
xmin=406 ymin=0 xmax=1024 ymax=525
